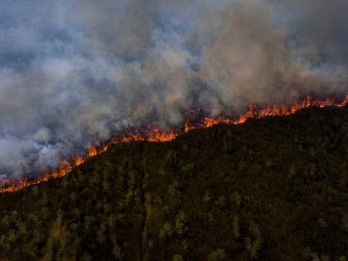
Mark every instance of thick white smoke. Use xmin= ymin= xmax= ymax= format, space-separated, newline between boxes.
xmin=0 ymin=0 xmax=347 ymax=178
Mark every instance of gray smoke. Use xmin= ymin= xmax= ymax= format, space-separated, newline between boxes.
xmin=0 ymin=0 xmax=347 ymax=178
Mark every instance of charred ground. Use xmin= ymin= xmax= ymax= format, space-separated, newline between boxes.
xmin=0 ymin=106 xmax=347 ymax=261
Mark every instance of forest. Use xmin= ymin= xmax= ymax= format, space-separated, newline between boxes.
xmin=0 ymin=105 xmax=347 ymax=261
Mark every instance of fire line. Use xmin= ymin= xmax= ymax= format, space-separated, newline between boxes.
xmin=1 ymin=95 xmax=347 ymax=193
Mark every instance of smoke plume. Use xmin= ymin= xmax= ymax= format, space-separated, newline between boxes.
xmin=0 ymin=0 xmax=347 ymax=178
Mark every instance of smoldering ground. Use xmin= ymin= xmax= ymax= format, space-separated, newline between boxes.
xmin=0 ymin=0 xmax=347 ymax=178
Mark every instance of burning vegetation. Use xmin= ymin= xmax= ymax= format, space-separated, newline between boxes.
xmin=0 ymin=103 xmax=347 ymax=260
xmin=0 ymin=95 xmax=347 ymax=193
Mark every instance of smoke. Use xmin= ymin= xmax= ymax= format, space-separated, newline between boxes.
xmin=0 ymin=0 xmax=347 ymax=178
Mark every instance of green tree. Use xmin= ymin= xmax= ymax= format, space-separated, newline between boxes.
xmin=232 ymin=216 xmax=240 ymax=239
xmin=208 ymin=248 xmax=226 ymax=261
xmin=176 ymin=211 xmax=188 ymax=236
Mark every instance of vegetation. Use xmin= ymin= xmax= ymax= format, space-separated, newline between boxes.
xmin=0 ymin=105 xmax=348 ymax=260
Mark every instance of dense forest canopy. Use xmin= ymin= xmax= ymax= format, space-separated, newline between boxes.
xmin=0 ymin=105 xmax=347 ymax=261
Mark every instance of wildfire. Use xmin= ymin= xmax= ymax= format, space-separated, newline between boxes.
xmin=87 ymin=145 xmax=97 ymax=157
xmin=1 ymin=95 xmax=347 ymax=193
xmin=73 ymin=156 xmax=84 ymax=167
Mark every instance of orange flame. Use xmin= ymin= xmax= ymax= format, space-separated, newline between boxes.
xmin=87 ymin=145 xmax=97 ymax=157
xmin=1 ymin=95 xmax=347 ymax=193
xmin=73 ymin=156 xmax=84 ymax=167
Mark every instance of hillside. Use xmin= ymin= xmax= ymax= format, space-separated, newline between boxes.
xmin=0 ymin=106 xmax=348 ymax=261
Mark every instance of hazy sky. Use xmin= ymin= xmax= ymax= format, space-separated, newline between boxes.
xmin=0 ymin=0 xmax=347 ymax=178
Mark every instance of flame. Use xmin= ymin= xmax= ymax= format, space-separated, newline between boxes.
xmin=1 ymin=95 xmax=347 ymax=193
xmin=87 ymin=145 xmax=97 ymax=157
xmin=147 ymin=126 xmax=178 ymax=142
xmin=73 ymin=156 xmax=84 ymax=167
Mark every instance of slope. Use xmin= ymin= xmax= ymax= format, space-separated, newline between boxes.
xmin=0 ymin=106 xmax=347 ymax=261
